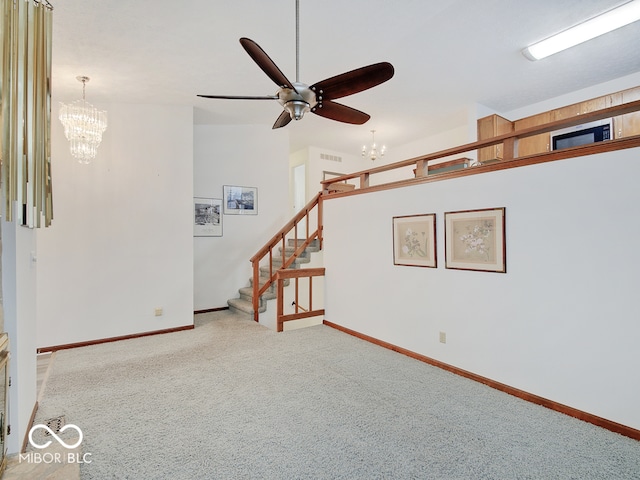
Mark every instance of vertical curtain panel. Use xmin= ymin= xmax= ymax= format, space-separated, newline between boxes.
xmin=0 ymin=0 xmax=53 ymax=228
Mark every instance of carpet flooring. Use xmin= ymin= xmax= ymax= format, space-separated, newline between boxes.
xmin=32 ymin=310 xmax=640 ymax=479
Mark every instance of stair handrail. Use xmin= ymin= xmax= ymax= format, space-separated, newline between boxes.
xmin=249 ymin=192 xmax=323 ymax=321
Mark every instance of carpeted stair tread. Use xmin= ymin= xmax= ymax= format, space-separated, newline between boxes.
xmin=238 ymin=287 xmax=277 ymax=301
xmin=227 ymin=297 xmax=265 ymax=315
xmin=287 ymin=238 xmax=320 ymax=252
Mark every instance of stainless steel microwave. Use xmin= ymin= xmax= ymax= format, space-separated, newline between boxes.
xmin=550 ymin=118 xmax=612 ymax=151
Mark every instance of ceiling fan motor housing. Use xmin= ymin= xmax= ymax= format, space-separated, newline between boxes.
xmin=279 ymin=82 xmax=318 ymax=120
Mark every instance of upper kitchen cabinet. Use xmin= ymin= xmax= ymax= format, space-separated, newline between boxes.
xmin=477 ymin=114 xmax=514 ymax=163
xmin=614 ymin=87 xmax=640 ymax=139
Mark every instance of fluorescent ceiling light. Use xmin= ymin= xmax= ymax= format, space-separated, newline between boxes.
xmin=523 ymin=0 xmax=640 ymax=60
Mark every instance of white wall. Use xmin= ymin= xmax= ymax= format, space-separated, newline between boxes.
xmin=193 ymin=125 xmax=289 ymax=311
xmin=36 ymin=103 xmax=194 ymax=347
xmin=306 ymin=146 xmax=362 ymax=194
xmin=1 ymin=220 xmax=37 ymax=454
xmin=322 ymin=147 xmax=640 ymax=431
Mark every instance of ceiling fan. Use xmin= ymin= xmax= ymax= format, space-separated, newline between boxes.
xmin=197 ymin=0 xmax=394 ymax=129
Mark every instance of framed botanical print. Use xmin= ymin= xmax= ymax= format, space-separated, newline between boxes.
xmin=445 ymin=207 xmax=506 ymax=273
xmin=392 ymin=214 xmax=437 ymax=268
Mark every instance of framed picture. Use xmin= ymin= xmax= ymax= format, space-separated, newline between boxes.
xmin=445 ymin=207 xmax=506 ymax=273
xmin=392 ymin=214 xmax=437 ymax=268
xmin=223 ymin=185 xmax=258 ymax=215
xmin=194 ymin=197 xmax=222 ymax=237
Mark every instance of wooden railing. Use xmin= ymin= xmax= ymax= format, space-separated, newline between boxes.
xmin=320 ymin=99 xmax=640 ymax=195
xmin=249 ymin=192 xmax=323 ymax=322
xmin=246 ymin=95 xmax=640 ymax=328
xmin=276 ymin=267 xmax=325 ymax=332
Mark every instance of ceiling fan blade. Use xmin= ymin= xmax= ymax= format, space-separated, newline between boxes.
xmin=311 ymin=62 xmax=394 ymax=100
xmin=272 ymin=111 xmax=292 ymax=129
xmin=239 ymin=37 xmax=298 ymax=93
xmin=311 ymin=100 xmax=370 ymax=125
xmin=197 ymin=94 xmax=278 ymax=100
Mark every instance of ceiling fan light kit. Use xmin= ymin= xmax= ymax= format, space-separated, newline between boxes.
xmin=198 ymin=1 xmax=394 ymax=129
xmin=280 ymin=82 xmax=317 ymax=121
xmin=523 ymin=0 xmax=640 ymax=60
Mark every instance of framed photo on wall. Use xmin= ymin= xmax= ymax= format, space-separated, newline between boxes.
xmin=444 ymin=207 xmax=506 ymax=273
xmin=223 ymin=185 xmax=258 ymax=215
xmin=194 ymin=197 xmax=223 ymax=237
xmin=392 ymin=214 xmax=437 ymax=268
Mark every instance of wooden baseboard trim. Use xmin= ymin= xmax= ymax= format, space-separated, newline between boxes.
xmin=21 ymin=401 xmax=39 ymax=453
xmin=323 ymin=320 xmax=640 ymax=442
xmin=194 ymin=306 xmax=229 ymax=315
xmin=37 ymin=324 xmax=194 ymax=353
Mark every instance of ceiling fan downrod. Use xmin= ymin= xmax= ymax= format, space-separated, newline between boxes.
xmin=295 ymin=0 xmax=300 ymax=84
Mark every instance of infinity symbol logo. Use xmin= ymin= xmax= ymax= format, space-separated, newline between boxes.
xmin=28 ymin=424 xmax=84 ymax=449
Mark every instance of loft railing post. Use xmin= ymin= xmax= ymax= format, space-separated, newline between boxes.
xmin=360 ymin=172 xmax=370 ymax=188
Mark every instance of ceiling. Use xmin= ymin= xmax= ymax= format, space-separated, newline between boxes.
xmin=51 ymin=0 xmax=640 ymax=155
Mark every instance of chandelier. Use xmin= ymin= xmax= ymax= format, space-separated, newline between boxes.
xmin=362 ymin=129 xmax=385 ymax=161
xmin=59 ymin=76 xmax=108 ymax=164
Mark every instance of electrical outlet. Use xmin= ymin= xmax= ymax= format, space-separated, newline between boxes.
xmin=154 ymin=308 xmax=163 ymax=317
xmin=439 ymin=332 xmax=446 ymax=344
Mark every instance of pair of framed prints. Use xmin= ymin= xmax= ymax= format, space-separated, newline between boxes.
xmin=392 ymin=207 xmax=506 ymax=273
xmin=194 ymin=185 xmax=257 ymax=237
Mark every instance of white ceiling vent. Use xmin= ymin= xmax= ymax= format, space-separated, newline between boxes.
xmin=320 ymin=153 xmax=342 ymax=162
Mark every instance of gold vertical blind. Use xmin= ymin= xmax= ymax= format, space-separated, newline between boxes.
xmin=0 ymin=0 xmax=53 ymax=228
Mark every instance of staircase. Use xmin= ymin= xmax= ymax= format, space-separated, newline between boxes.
xmin=227 ymin=238 xmax=321 ymax=316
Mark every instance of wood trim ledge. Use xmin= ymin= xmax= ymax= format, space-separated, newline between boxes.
xmin=21 ymin=401 xmax=39 ymax=453
xmin=323 ymin=320 xmax=640 ymax=442
xmin=37 ymin=324 xmax=194 ymax=353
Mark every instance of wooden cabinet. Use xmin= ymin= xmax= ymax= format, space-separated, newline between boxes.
xmin=579 ymin=94 xmax=616 ymax=115
xmin=614 ymin=87 xmax=640 ymax=139
xmin=553 ymin=103 xmax=581 ymax=120
xmin=480 ymin=86 xmax=639 ymax=160
xmin=477 ymin=114 xmax=514 ymax=163
xmin=514 ymin=111 xmax=551 ymax=157
xmin=513 ymin=91 xmax=630 ymax=157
